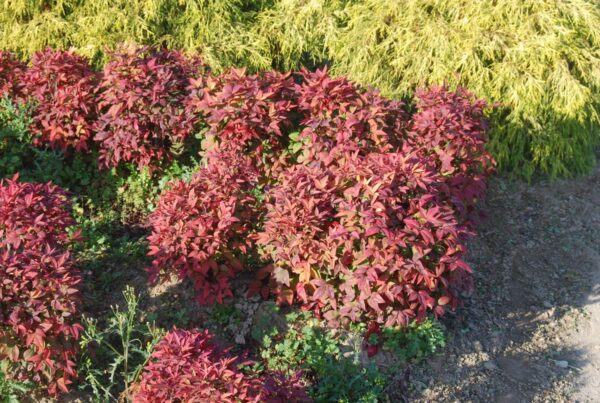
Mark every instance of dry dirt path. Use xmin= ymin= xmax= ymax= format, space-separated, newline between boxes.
xmin=407 ymin=165 xmax=600 ymax=402
xmin=568 ymin=266 xmax=600 ymax=402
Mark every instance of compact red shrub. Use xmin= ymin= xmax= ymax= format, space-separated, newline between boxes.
xmin=132 ymin=329 xmax=310 ymax=403
xmin=408 ymin=86 xmax=495 ymax=220
xmin=0 ymin=248 xmax=82 ymax=396
xmin=294 ymin=68 xmax=408 ymax=158
xmin=95 ymin=46 xmax=203 ymax=169
xmin=0 ymin=175 xmax=78 ymax=251
xmin=0 ymin=51 xmax=26 ymax=100
xmin=257 ymin=151 xmax=472 ymax=327
xmin=0 ymin=176 xmax=82 ymax=396
xmin=147 ymin=66 xmax=492 ymax=329
xmin=147 ymin=150 xmax=260 ymax=304
xmin=188 ymin=68 xmax=297 ymax=176
xmin=22 ymin=49 xmax=97 ymax=152
xmin=132 ymin=328 xmax=262 ymax=402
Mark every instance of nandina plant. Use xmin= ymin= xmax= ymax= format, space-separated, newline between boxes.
xmin=22 ymin=48 xmax=98 ymax=152
xmin=0 ymin=174 xmax=80 ymax=251
xmin=147 ymin=150 xmax=260 ymax=304
xmin=408 ymin=86 xmax=495 ymax=222
xmin=132 ymin=328 xmax=309 ymax=403
xmin=257 ymin=151 xmax=472 ymax=328
xmin=188 ymin=68 xmax=297 ymax=177
xmin=0 ymin=175 xmax=82 ymax=396
xmin=95 ymin=46 xmax=203 ymax=169
xmin=0 ymin=248 xmax=82 ymax=397
xmin=147 ymin=66 xmax=493 ymax=329
xmin=261 ymin=371 xmax=311 ymax=403
xmin=294 ymin=68 xmax=408 ymax=159
xmin=0 ymin=51 xmax=26 ymax=101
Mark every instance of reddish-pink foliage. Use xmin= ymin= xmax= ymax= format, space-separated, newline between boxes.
xmin=132 ymin=329 xmax=310 ymax=403
xmin=261 ymin=371 xmax=311 ymax=403
xmin=0 ymin=175 xmax=82 ymax=396
xmin=0 ymin=175 xmax=79 ymax=251
xmin=0 ymin=51 xmax=26 ymax=101
xmin=408 ymin=86 xmax=495 ymax=222
xmin=159 ymin=68 xmax=493 ymax=329
xmin=294 ymin=68 xmax=408 ymax=159
xmin=22 ymin=49 xmax=97 ymax=152
xmin=95 ymin=47 xmax=203 ymax=169
xmin=257 ymin=151 xmax=472 ymax=327
xmin=188 ymin=68 xmax=297 ymax=176
xmin=146 ymin=150 xmax=260 ymax=304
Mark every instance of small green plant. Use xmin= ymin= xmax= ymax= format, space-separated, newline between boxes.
xmin=0 ymin=96 xmax=35 ymax=178
xmin=0 ymin=362 xmax=34 ymax=403
xmin=382 ymin=318 xmax=446 ymax=361
xmin=79 ymin=286 xmax=165 ymax=401
xmin=258 ymin=311 xmax=339 ymax=373
xmin=250 ymin=302 xmax=281 ymax=343
xmin=209 ymin=304 xmax=241 ymax=327
xmin=312 ymin=357 xmax=386 ymax=403
xmin=72 ymin=202 xmax=149 ymax=278
xmin=111 ymin=157 xmax=203 ymax=224
xmin=257 ymin=311 xmax=388 ymax=402
xmin=147 ymin=306 xmax=192 ymax=328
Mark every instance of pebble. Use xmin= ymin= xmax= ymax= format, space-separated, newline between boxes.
xmin=483 ymin=361 xmax=497 ymax=370
xmin=554 ymin=360 xmax=569 ymax=368
xmin=543 ymin=301 xmax=553 ymax=308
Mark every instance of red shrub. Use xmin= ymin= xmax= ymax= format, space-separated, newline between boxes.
xmin=22 ymin=49 xmax=97 ymax=152
xmin=257 ymin=151 xmax=472 ymax=327
xmin=0 ymin=51 xmax=26 ymax=101
xmin=188 ymin=68 xmax=297 ymax=176
xmin=294 ymin=68 xmax=408 ymax=159
xmin=408 ymin=86 xmax=495 ymax=221
xmin=95 ymin=47 xmax=203 ymax=169
xmin=0 ymin=176 xmax=82 ymax=396
xmin=148 ymin=67 xmax=492 ymax=329
xmin=0 ymin=175 xmax=79 ymax=251
xmin=132 ymin=329 xmax=310 ymax=403
xmin=146 ymin=150 xmax=260 ymax=304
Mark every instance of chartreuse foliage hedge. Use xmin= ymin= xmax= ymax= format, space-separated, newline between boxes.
xmin=0 ymin=0 xmax=272 ymax=69
xmin=2 ymin=0 xmax=598 ymax=177
xmin=325 ymin=0 xmax=600 ymax=177
xmin=254 ymin=0 xmax=600 ymax=177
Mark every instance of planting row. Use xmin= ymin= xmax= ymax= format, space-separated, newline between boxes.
xmin=0 ymin=46 xmax=494 ymax=398
xmin=2 ymin=0 xmax=599 ymax=177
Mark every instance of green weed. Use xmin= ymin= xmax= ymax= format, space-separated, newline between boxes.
xmin=79 ymin=286 xmax=165 ymax=401
xmin=0 ymin=362 xmax=34 ymax=403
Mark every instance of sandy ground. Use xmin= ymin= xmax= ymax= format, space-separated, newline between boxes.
xmin=569 ymin=266 xmax=600 ymax=402
xmin=407 ymin=165 xmax=600 ymax=402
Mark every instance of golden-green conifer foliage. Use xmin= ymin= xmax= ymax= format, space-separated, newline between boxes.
xmin=325 ymin=0 xmax=600 ymax=177
xmin=0 ymin=0 xmax=272 ymax=67
xmin=249 ymin=0 xmax=343 ymax=70
xmin=1 ymin=0 xmax=599 ymax=176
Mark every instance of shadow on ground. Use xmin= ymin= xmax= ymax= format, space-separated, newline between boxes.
xmin=406 ymin=165 xmax=600 ymax=402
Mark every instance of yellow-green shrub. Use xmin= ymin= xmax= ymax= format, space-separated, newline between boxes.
xmin=254 ymin=0 xmax=600 ymax=177
xmin=325 ymin=0 xmax=600 ymax=177
xmin=0 ymin=0 xmax=271 ymax=68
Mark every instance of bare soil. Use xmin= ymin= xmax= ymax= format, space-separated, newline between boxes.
xmin=406 ymin=165 xmax=600 ymax=402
